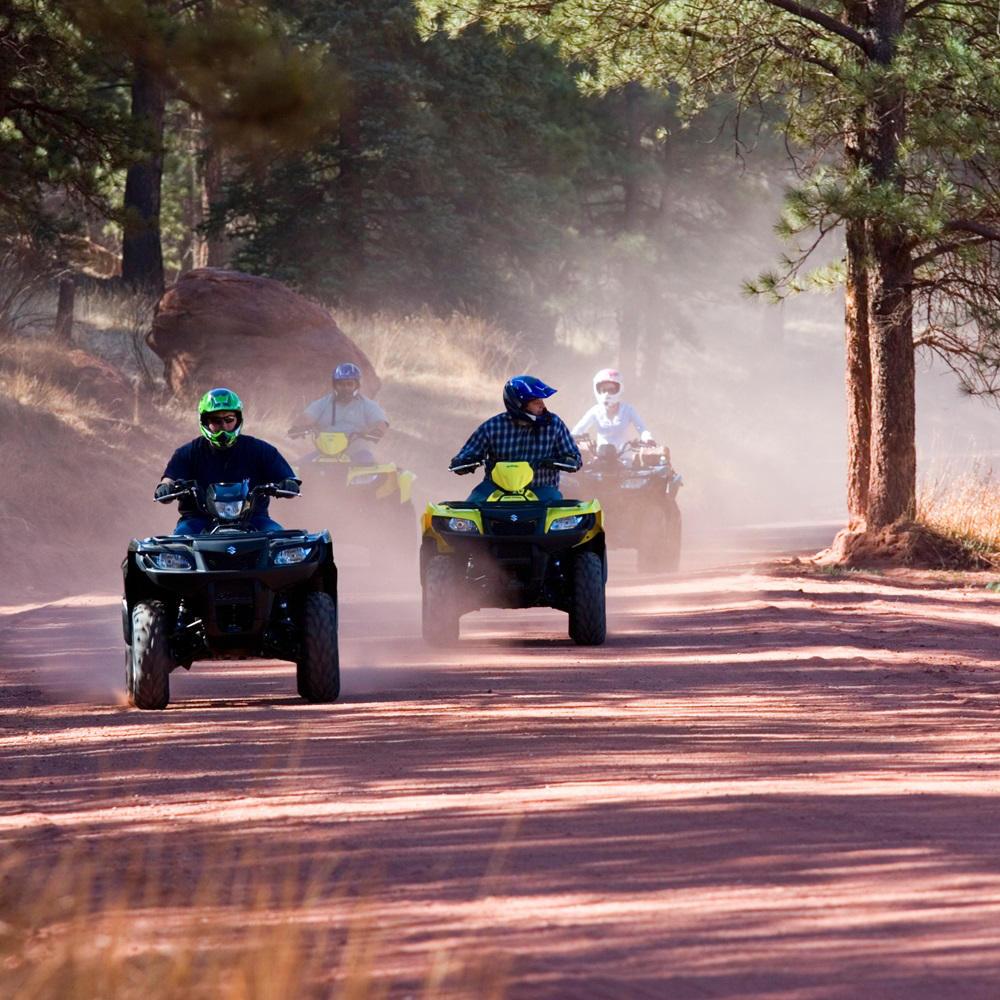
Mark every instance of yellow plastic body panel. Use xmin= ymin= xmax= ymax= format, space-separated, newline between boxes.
xmin=397 ymin=469 xmax=415 ymax=503
xmin=491 ymin=462 xmax=534 ymax=493
xmin=545 ymin=499 xmax=604 ymax=546
xmin=315 ymin=431 xmax=350 ymax=457
xmin=486 ymin=488 xmax=538 ymax=502
xmin=422 ymin=502 xmax=484 ymax=552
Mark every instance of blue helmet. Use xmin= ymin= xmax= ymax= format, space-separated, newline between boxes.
xmin=332 ymin=362 xmax=362 ymax=400
xmin=332 ymin=362 xmax=362 ymax=383
xmin=503 ymin=375 xmax=556 ymax=422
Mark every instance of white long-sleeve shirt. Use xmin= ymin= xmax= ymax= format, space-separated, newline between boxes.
xmin=571 ymin=402 xmax=650 ymax=449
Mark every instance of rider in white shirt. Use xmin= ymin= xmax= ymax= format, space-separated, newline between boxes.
xmin=572 ymin=368 xmax=656 ymax=451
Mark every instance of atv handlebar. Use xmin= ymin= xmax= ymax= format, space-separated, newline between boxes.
xmin=546 ymin=458 xmax=581 ymax=472
xmin=155 ymin=479 xmax=198 ymax=503
xmin=449 ymin=458 xmax=579 ymax=474
xmin=154 ymin=480 xmax=300 ymax=504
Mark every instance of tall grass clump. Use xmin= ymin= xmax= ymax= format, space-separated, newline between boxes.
xmin=917 ymin=466 xmax=1000 ymax=564
xmin=0 ymin=340 xmax=111 ymax=434
xmin=0 ymin=835 xmax=511 ymax=1000
xmin=338 ymin=310 xmax=533 ymax=396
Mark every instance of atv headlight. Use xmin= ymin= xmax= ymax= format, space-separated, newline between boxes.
xmin=447 ymin=517 xmax=480 ymax=533
xmin=549 ymin=514 xmax=585 ymax=531
xmin=349 ymin=473 xmax=380 ymax=487
xmin=621 ymin=478 xmax=647 ymax=489
xmin=151 ymin=551 xmax=193 ymax=570
xmin=274 ymin=545 xmax=313 ymax=565
xmin=212 ymin=499 xmax=245 ymax=519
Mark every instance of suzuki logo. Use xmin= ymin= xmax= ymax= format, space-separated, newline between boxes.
xmin=510 ymin=514 xmax=518 ymax=522
xmin=226 ymin=545 xmax=237 ymax=555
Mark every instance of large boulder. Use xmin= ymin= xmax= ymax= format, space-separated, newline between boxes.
xmin=146 ymin=269 xmax=380 ymax=401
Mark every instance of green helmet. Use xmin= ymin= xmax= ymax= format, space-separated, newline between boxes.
xmin=198 ymin=387 xmax=244 ymax=449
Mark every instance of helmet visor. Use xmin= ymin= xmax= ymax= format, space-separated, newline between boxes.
xmin=203 ymin=412 xmax=239 ymax=429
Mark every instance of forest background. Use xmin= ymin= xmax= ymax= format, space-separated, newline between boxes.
xmin=2 ymin=0 xmax=1000 ymax=583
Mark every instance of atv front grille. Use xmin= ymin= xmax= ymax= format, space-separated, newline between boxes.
xmin=212 ymin=580 xmax=256 ymax=634
xmin=204 ymin=550 xmax=262 ymax=571
xmin=487 ymin=517 xmax=538 ymax=536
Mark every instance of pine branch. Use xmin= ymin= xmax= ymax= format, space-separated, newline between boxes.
xmin=944 ymin=219 xmax=1000 ymax=241
xmin=904 ymin=1 xmax=947 ymax=18
xmin=913 ymin=236 xmax=991 ymax=268
xmin=756 ymin=0 xmax=874 ymax=54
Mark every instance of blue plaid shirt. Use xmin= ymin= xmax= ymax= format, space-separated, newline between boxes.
xmin=451 ymin=412 xmax=582 ymax=488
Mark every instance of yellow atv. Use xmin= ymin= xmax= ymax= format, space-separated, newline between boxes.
xmin=296 ymin=431 xmax=416 ymax=549
xmin=420 ymin=460 xmax=607 ymax=646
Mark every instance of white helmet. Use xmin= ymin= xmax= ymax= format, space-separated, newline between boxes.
xmin=593 ymin=368 xmax=623 ymax=406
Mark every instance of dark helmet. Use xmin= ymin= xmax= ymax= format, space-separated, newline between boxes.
xmin=198 ymin=387 xmax=244 ymax=449
xmin=332 ymin=362 xmax=362 ymax=401
xmin=503 ymin=374 xmax=556 ymax=422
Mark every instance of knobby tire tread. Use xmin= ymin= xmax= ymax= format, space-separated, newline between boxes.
xmin=422 ymin=556 xmax=460 ymax=646
xmin=130 ymin=601 xmax=171 ymax=710
xmin=569 ymin=551 xmax=606 ymax=646
xmin=299 ymin=592 xmax=340 ymax=703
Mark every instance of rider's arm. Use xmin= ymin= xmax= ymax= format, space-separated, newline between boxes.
xmin=624 ymin=403 xmax=654 ymax=442
xmin=361 ymin=420 xmax=389 ymax=442
xmin=570 ymin=408 xmax=596 ymax=438
xmin=450 ymin=421 xmax=490 ymax=470
xmin=260 ymin=441 xmax=297 ymax=484
xmin=552 ymin=417 xmax=583 ymax=472
xmin=161 ymin=443 xmax=194 ymax=484
xmin=287 ymin=396 xmax=327 ymax=436
xmin=360 ymin=399 xmax=389 ymax=441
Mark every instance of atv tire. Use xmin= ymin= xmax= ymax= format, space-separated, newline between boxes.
xmin=422 ymin=555 xmax=460 ymax=646
xmin=569 ymin=551 xmax=606 ymax=646
xmin=297 ymin=592 xmax=340 ymax=703
xmin=130 ymin=601 xmax=172 ymax=710
xmin=637 ymin=498 xmax=682 ymax=574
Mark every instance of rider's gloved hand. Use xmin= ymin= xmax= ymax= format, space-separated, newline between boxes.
xmin=154 ymin=482 xmax=174 ymax=501
xmin=450 ymin=463 xmax=476 ymax=475
xmin=277 ymin=478 xmax=301 ymax=495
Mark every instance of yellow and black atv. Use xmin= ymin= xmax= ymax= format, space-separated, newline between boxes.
xmin=294 ymin=430 xmax=417 ymax=551
xmin=420 ymin=460 xmax=607 ymax=646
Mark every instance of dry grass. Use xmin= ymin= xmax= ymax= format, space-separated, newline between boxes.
xmin=0 ymin=836 xmax=509 ymax=1000
xmin=0 ymin=340 xmax=110 ymax=435
xmin=917 ymin=467 xmax=1000 ymax=565
xmin=338 ymin=310 xmax=534 ymax=400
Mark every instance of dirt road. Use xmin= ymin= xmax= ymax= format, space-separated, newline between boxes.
xmin=3 ymin=535 xmax=1000 ymax=998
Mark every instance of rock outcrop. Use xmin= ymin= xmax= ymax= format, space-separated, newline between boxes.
xmin=146 ymin=269 xmax=380 ymax=401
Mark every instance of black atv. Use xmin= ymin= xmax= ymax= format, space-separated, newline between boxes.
xmin=419 ymin=460 xmax=607 ymax=646
xmin=577 ymin=438 xmax=683 ymax=572
xmin=122 ymin=480 xmax=339 ymax=710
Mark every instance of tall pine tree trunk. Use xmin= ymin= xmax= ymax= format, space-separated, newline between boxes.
xmin=843 ymin=1 xmax=872 ymax=529
xmin=203 ymin=140 xmax=229 ymax=267
xmin=121 ymin=55 xmax=166 ymax=292
xmin=844 ymin=217 xmax=871 ymax=528
xmin=865 ymin=0 xmax=915 ymax=528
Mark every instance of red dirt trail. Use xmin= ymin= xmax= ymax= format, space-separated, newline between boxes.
xmin=2 ymin=534 xmax=1000 ymax=998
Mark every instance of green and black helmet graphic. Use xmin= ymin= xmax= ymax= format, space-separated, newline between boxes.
xmin=198 ymin=387 xmax=244 ymax=449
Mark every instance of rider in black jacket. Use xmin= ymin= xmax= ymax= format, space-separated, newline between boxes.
xmin=156 ymin=387 xmax=299 ymax=534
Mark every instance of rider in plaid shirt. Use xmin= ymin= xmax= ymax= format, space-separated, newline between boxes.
xmin=450 ymin=375 xmax=582 ymax=502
